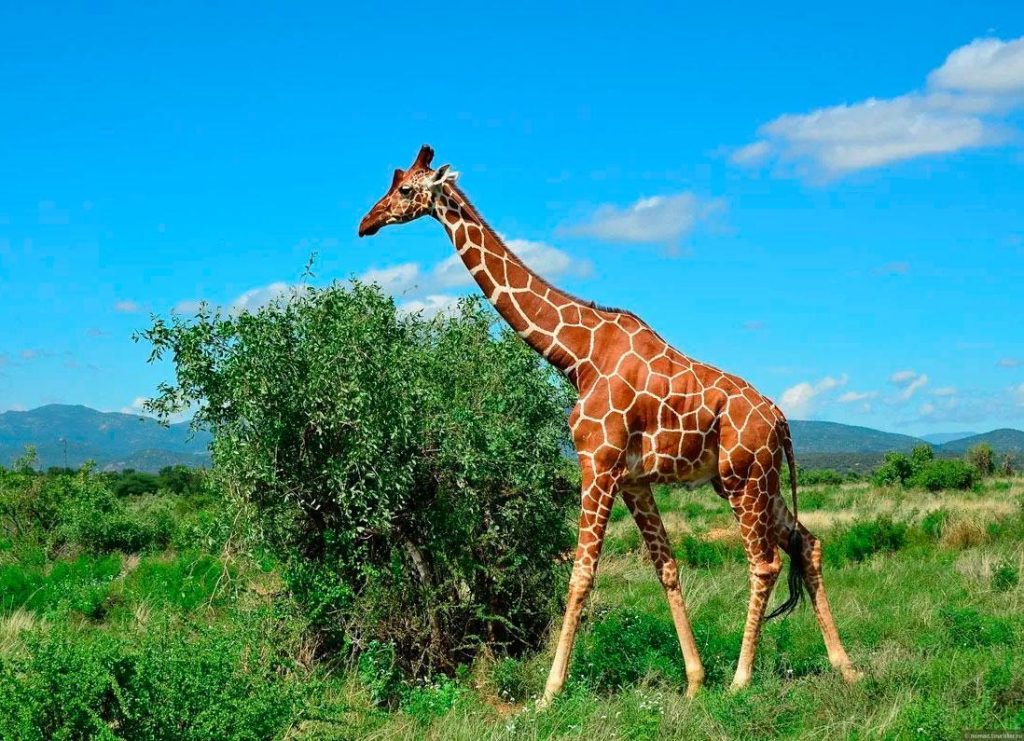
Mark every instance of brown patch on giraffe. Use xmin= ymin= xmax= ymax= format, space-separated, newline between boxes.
xmin=561 ymin=304 xmax=583 ymax=325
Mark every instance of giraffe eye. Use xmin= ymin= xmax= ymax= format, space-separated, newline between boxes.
xmin=398 ymin=185 xmax=413 ymax=197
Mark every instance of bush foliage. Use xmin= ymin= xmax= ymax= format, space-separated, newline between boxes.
xmin=140 ymin=283 xmax=577 ymax=674
xmin=872 ymin=445 xmax=980 ymax=491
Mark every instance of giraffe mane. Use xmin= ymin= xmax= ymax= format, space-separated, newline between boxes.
xmin=445 ymin=182 xmax=641 ymax=321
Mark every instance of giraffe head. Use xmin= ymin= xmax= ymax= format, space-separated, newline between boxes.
xmin=358 ymin=145 xmax=459 ymax=237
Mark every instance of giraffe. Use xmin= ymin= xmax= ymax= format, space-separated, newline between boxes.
xmin=358 ymin=145 xmax=860 ymax=705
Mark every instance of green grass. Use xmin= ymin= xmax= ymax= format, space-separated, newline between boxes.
xmin=1 ymin=478 xmax=1023 ymax=738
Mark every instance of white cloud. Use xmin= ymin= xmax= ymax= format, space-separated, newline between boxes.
xmin=114 ymin=300 xmax=143 ymax=314
xmin=932 ymin=386 xmax=958 ymax=397
xmin=780 ymin=374 xmax=848 ymax=417
xmin=230 ymin=282 xmax=308 ymax=315
xmin=730 ymin=140 xmax=771 ymax=166
xmin=889 ymin=370 xmax=918 ymax=384
xmin=360 ymin=237 xmax=592 ymax=302
xmin=360 ymin=263 xmax=422 ymax=295
xmin=397 ymin=294 xmax=461 ymax=318
xmin=173 ymin=299 xmax=205 ymax=315
xmin=733 ymin=35 xmax=1024 ymax=177
xmin=838 ymin=390 xmax=877 ymax=403
xmin=890 ymin=369 xmax=929 ymax=400
xmin=566 ymin=192 xmax=725 ymax=245
xmin=120 ymin=396 xmax=150 ymax=415
xmin=928 ymin=37 xmax=1024 ymax=94
xmin=997 ymin=357 xmax=1021 ymax=368
xmin=1013 ymin=383 xmax=1024 ymax=406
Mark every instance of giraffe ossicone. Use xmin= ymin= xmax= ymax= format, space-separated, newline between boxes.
xmin=358 ymin=145 xmax=859 ymax=705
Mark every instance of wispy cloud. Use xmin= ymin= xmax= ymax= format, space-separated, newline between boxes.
xmin=357 ymin=237 xmax=592 ymax=316
xmin=890 ymin=369 xmax=929 ymax=400
xmin=564 ymin=192 xmax=725 ymax=246
xmin=114 ymin=300 xmax=143 ymax=314
xmin=780 ymin=374 xmax=848 ymax=418
xmin=733 ymin=35 xmax=1024 ymax=178
xmin=997 ymin=357 xmax=1021 ymax=368
xmin=838 ymin=390 xmax=878 ymax=403
xmin=742 ymin=320 xmax=765 ymax=332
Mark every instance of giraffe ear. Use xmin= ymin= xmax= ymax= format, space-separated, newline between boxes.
xmin=432 ymin=164 xmax=459 ymax=187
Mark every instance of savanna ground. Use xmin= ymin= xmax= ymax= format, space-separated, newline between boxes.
xmin=2 ymin=467 xmax=1022 ymax=740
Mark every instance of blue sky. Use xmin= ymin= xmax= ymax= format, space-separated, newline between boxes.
xmin=1 ymin=1 xmax=1022 ymax=436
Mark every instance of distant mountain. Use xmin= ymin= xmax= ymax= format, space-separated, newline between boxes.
xmin=937 ymin=429 xmax=1024 ymax=455
xmin=920 ymin=431 xmax=977 ymax=446
xmin=0 ymin=404 xmax=211 ymax=472
xmin=788 ymin=420 xmax=924 ymax=455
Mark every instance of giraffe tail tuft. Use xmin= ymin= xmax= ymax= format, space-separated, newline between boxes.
xmin=766 ymin=528 xmax=806 ymax=620
xmin=767 ymin=423 xmax=807 ymax=621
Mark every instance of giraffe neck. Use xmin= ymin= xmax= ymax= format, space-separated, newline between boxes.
xmin=432 ymin=184 xmax=590 ymax=379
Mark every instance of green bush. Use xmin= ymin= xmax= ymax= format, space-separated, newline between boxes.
xmin=825 ymin=516 xmax=907 ymax=565
xmin=798 ymin=469 xmax=845 ymax=486
xmin=1 ymin=554 xmax=121 ymax=618
xmin=571 ymin=607 xmax=683 ymax=692
xmin=872 ymin=452 xmax=915 ymax=486
xmin=966 ymin=443 xmax=995 ymax=478
xmin=491 ymin=657 xmax=533 ymax=703
xmin=909 ymin=459 xmax=979 ymax=492
xmin=872 ymin=446 xmax=979 ymax=492
xmin=0 ymin=618 xmax=307 ymax=740
xmin=140 ymin=285 xmax=577 ymax=676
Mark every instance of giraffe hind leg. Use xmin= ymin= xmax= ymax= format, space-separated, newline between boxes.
xmin=622 ymin=484 xmax=705 ymax=697
xmin=727 ymin=477 xmax=782 ymax=690
xmin=773 ymin=513 xmax=861 ymax=683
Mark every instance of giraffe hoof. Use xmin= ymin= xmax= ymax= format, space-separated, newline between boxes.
xmin=728 ymin=677 xmax=751 ymax=693
xmin=841 ymin=667 xmax=864 ymax=684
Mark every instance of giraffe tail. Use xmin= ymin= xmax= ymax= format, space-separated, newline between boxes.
xmin=766 ymin=426 xmax=807 ymax=621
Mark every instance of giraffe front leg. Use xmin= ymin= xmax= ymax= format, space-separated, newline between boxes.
xmin=728 ymin=481 xmax=782 ymax=691
xmin=622 ymin=484 xmax=705 ymax=698
xmin=539 ymin=464 xmax=619 ymax=708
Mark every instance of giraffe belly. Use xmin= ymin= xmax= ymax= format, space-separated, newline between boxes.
xmin=626 ymin=430 xmax=718 ymax=485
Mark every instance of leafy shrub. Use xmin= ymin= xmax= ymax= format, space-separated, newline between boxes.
xmin=966 ymin=443 xmax=995 ymax=478
xmin=909 ymin=459 xmax=979 ymax=492
xmin=124 ymin=552 xmax=228 ymax=610
xmin=873 ymin=447 xmax=979 ymax=492
xmin=491 ymin=657 xmax=533 ymax=703
xmin=358 ymin=640 xmax=404 ymax=707
xmin=872 ymin=452 xmax=914 ymax=487
xmin=825 ymin=516 xmax=907 ymax=566
xmin=0 ymin=618 xmax=307 ymax=740
xmin=571 ymin=607 xmax=683 ymax=692
xmin=400 ymin=675 xmax=466 ymax=719
xmin=799 ymin=469 xmax=845 ymax=486
xmin=1 ymin=554 xmax=121 ymax=618
xmin=112 ymin=471 xmax=161 ymax=497
xmin=140 ymin=285 xmax=577 ymax=676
